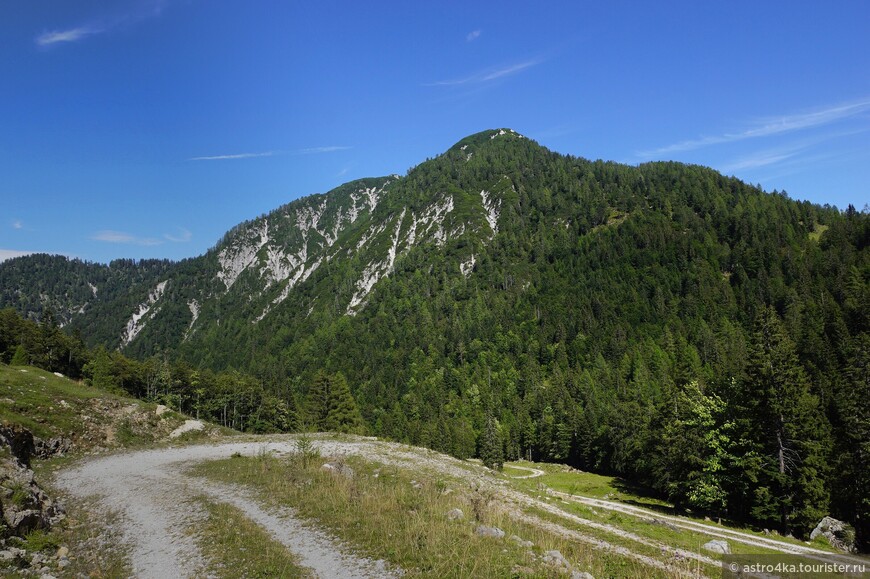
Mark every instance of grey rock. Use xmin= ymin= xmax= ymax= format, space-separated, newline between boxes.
xmin=475 ymin=525 xmax=505 ymax=538
xmin=509 ymin=534 xmax=534 ymax=548
xmin=0 ymin=425 xmax=66 ymax=542
xmin=9 ymin=509 xmax=41 ymax=535
xmin=572 ymin=572 xmax=595 ymax=579
xmin=0 ymin=424 xmax=35 ymax=466
xmin=446 ymin=508 xmax=464 ymax=521
xmin=34 ymin=436 xmax=72 ymax=459
xmin=543 ymin=549 xmax=572 ymax=569
xmin=651 ymin=517 xmax=678 ymax=531
xmin=810 ymin=516 xmax=855 ymax=553
xmin=321 ymin=462 xmax=354 ymax=479
xmin=702 ymin=539 xmax=730 ymax=554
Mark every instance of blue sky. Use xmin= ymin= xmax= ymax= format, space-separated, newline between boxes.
xmin=2 ymin=0 xmax=868 ymax=263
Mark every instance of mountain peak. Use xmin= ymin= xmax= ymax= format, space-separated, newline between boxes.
xmin=450 ymin=128 xmax=528 ymax=152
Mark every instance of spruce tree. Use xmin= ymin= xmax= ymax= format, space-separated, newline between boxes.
xmin=10 ymin=344 xmax=28 ymax=366
xmin=835 ymin=333 xmax=870 ymax=550
xmin=480 ymin=415 xmax=504 ymax=470
xmin=306 ymin=370 xmax=332 ymax=430
xmin=306 ymin=371 xmax=365 ymax=434
xmin=743 ymin=307 xmax=830 ymax=536
xmin=324 ymin=372 xmax=365 ymax=434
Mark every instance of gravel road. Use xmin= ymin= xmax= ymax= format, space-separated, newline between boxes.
xmin=54 ymin=435 xmax=867 ymax=578
xmin=55 ymin=439 xmax=398 ymax=578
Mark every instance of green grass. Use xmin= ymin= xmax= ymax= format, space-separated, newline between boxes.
xmin=7 ymin=481 xmax=31 ymax=508
xmin=505 ymin=460 xmax=849 ymax=557
xmin=508 ymin=460 xmax=669 ymax=508
xmin=809 ymin=223 xmax=829 ymax=242
xmin=191 ymin=498 xmax=313 ymax=578
xmin=525 ymin=504 xmax=712 ymax=577
xmin=501 ymin=464 xmax=528 ymax=477
xmin=20 ymin=529 xmax=61 ymax=552
xmin=0 ymin=363 xmax=229 ymax=451
xmin=0 ymin=364 xmax=110 ymax=439
xmin=190 ymin=449 xmax=657 ymax=578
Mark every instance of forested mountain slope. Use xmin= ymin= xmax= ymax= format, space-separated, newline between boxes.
xmin=0 ymin=254 xmax=171 ymax=329
xmin=1 ymin=129 xmax=868 ymax=545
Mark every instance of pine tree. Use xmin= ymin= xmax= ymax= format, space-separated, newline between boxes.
xmin=835 ymin=333 xmax=870 ymax=551
xmin=743 ymin=307 xmax=830 ymax=535
xmin=10 ymin=344 xmax=28 ymax=366
xmin=306 ymin=370 xmax=333 ymax=429
xmin=37 ymin=308 xmax=61 ymax=371
xmin=306 ymin=371 xmax=365 ymax=434
xmin=82 ymin=346 xmax=120 ymax=391
xmin=480 ymin=415 xmax=504 ymax=470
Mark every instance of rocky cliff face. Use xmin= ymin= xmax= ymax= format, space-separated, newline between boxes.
xmin=0 ymin=425 xmax=66 ymax=539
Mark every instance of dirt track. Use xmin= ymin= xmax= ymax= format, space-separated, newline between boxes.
xmin=54 ymin=435 xmax=867 ymax=578
xmin=55 ymin=439 xmax=398 ymax=578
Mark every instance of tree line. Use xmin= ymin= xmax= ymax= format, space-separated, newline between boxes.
xmin=0 ymin=308 xmax=363 ymax=436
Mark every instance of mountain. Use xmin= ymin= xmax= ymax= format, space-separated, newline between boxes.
xmin=2 ymin=129 xmax=869 ymax=545
xmin=0 ymin=254 xmax=171 ymax=329
xmin=3 ymin=129 xmax=534 ymax=357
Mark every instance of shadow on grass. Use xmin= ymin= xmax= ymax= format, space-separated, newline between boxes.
xmin=610 ymin=478 xmax=681 ymax=515
xmin=611 ymin=478 xmax=753 ymax=530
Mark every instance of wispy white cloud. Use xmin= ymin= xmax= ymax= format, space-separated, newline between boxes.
xmin=0 ymin=249 xmax=35 ymax=262
xmin=740 ymin=149 xmax=869 ymax=187
xmin=36 ymin=26 xmax=101 ymax=46
xmin=12 ymin=220 xmax=23 ymax=230
xmin=295 ymin=146 xmax=351 ymax=154
xmin=35 ymin=0 xmax=167 ymax=47
xmin=92 ymin=230 xmax=162 ymax=246
xmin=189 ymin=151 xmax=276 ymax=161
xmin=720 ymin=150 xmax=801 ymax=173
xmin=189 ymin=146 xmax=350 ymax=161
xmin=426 ymin=59 xmax=542 ymax=86
xmin=466 ymin=29 xmax=481 ymax=42
xmin=92 ymin=226 xmax=191 ymax=245
xmin=639 ymin=97 xmax=870 ymax=158
xmin=718 ymin=127 xmax=870 ymax=174
xmin=163 ymin=228 xmax=192 ymax=243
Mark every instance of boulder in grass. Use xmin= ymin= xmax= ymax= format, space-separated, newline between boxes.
xmin=509 ymin=534 xmax=534 ymax=548
xmin=543 ymin=549 xmax=572 ymax=570
xmin=321 ymin=461 xmax=354 ymax=479
xmin=810 ymin=516 xmax=855 ymax=553
xmin=702 ymin=539 xmax=730 ymax=554
xmin=475 ymin=525 xmax=505 ymax=538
